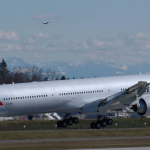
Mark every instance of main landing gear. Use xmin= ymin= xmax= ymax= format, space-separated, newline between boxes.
xmin=90 ymin=118 xmax=113 ymax=129
xmin=57 ymin=117 xmax=79 ymax=128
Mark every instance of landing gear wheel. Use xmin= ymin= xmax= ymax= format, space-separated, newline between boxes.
xmin=67 ymin=117 xmax=73 ymax=126
xmin=101 ymin=119 xmax=107 ymax=128
xmin=95 ymin=122 xmax=101 ymax=129
xmin=73 ymin=117 xmax=79 ymax=124
xmin=57 ymin=121 xmax=62 ymax=128
xmin=107 ymin=119 xmax=113 ymax=125
xmin=97 ymin=120 xmax=101 ymax=124
xmin=90 ymin=122 xmax=96 ymax=129
xmin=62 ymin=119 xmax=67 ymax=128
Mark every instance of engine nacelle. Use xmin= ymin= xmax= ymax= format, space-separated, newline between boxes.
xmin=137 ymin=99 xmax=147 ymax=115
xmin=131 ymin=96 xmax=150 ymax=116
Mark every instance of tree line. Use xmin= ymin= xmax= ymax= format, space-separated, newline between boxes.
xmin=0 ymin=59 xmax=67 ymax=84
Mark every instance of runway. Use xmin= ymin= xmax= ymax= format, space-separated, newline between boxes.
xmin=1 ymin=128 xmax=150 ymax=149
xmin=69 ymin=148 xmax=150 ymax=150
xmin=0 ymin=136 xmax=150 ymax=143
xmin=0 ymin=127 xmax=150 ymax=133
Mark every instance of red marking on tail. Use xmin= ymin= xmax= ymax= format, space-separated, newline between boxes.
xmin=0 ymin=102 xmax=3 ymax=105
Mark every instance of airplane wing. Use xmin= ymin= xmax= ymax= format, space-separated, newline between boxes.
xmin=81 ymin=81 xmax=149 ymax=115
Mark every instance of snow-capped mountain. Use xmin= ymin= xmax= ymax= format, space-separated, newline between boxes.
xmin=4 ymin=57 xmax=150 ymax=78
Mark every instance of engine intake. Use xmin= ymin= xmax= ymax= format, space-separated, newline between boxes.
xmin=131 ymin=99 xmax=147 ymax=116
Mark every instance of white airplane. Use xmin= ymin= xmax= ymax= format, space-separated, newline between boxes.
xmin=0 ymin=74 xmax=150 ymax=129
xmin=41 ymin=22 xmax=49 ymax=24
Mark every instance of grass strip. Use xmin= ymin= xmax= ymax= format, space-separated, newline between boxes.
xmin=0 ymin=118 xmax=150 ymax=131
xmin=0 ymin=129 xmax=150 ymax=140
xmin=1 ymin=139 xmax=150 ymax=150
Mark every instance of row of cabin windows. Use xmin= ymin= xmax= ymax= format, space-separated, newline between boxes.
xmin=58 ymin=90 xmax=103 ymax=96
xmin=121 ymin=88 xmax=126 ymax=91
xmin=3 ymin=95 xmax=48 ymax=100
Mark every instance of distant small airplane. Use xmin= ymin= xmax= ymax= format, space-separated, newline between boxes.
xmin=41 ymin=22 xmax=49 ymax=24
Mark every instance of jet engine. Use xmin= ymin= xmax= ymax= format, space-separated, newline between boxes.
xmin=131 ymin=96 xmax=150 ymax=116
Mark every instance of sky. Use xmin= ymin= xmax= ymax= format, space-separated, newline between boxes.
xmin=0 ymin=0 xmax=150 ymax=65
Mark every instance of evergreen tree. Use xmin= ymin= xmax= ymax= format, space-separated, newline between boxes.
xmin=61 ymin=75 xmax=66 ymax=80
xmin=0 ymin=58 xmax=9 ymax=79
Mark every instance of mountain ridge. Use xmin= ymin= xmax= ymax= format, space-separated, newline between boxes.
xmin=4 ymin=57 xmax=150 ymax=79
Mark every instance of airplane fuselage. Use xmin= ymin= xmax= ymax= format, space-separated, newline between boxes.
xmin=0 ymin=74 xmax=150 ymax=117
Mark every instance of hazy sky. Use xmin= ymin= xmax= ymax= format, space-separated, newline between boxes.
xmin=0 ymin=0 xmax=150 ymax=64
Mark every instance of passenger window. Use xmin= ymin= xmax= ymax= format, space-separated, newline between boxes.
xmin=3 ymin=98 xmax=5 ymax=100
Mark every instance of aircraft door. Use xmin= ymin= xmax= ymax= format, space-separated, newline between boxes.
xmin=50 ymin=89 xmax=67 ymax=109
xmin=107 ymin=85 xmax=112 ymax=96
xmin=51 ymin=90 xmax=57 ymax=101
